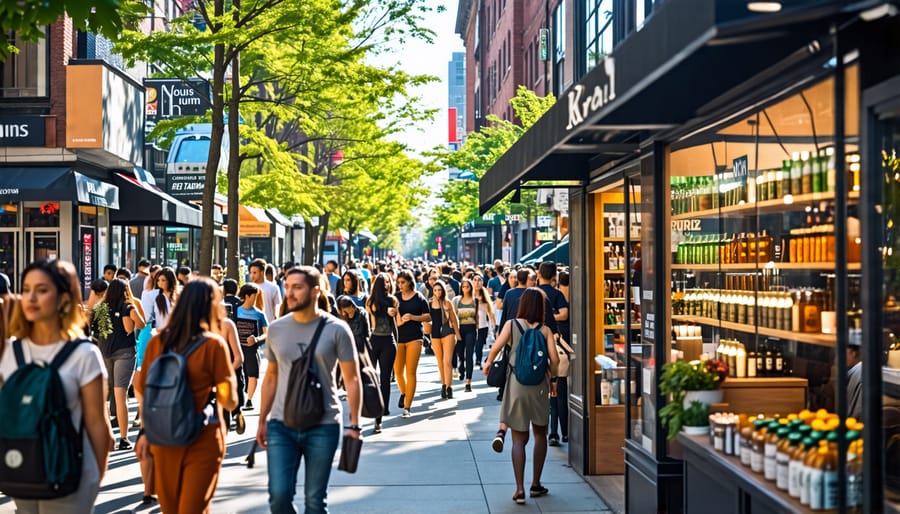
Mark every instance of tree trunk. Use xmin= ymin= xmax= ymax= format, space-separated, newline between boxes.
xmin=318 ymin=212 xmax=330 ymax=266
xmin=226 ymin=43 xmax=241 ymax=280
xmin=198 ymin=0 xmax=226 ymax=276
xmin=303 ymin=221 xmax=318 ymax=266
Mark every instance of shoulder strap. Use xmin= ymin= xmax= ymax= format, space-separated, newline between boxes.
xmin=50 ymin=338 xmax=91 ymax=369
xmin=511 ymin=320 xmax=523 ymax=348
xmin=181 ymin=336 xmax=209 ymax=359
xmin=304 ymin=317 xmax=327 ymax=356
xmin=12 ymin=339 xmax=24 ymax=368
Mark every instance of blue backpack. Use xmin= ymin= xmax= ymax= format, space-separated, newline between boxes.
xmin=513 ymin=321 xmax=549 ymax=385
xmin=142 ymin=337 xmax=212 ymax=447
xmin=0 ymin=339 xmax=88 ymax=499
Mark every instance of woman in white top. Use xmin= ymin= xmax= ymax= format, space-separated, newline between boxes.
xmin=0 ymin=258 xmax=113 ymax=513
xmin=472 ymin=274 xmax=497 ymax=368
xmin=141 ymin=267 xmax=178 ymax=331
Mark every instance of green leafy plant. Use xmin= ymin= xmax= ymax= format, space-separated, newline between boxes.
xmin=682 ymin=401 xmax=710 ymax=427
xmin=92 ymin=303 xmax=113 ymax=340
xmin=658 ymin=359 xmax=728 ymax=439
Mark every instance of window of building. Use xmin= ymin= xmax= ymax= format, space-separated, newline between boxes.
xmin=1 ymin=31 xmax=48 ymax=98
xmin=553 ymin=3 xmax=566 ymax=95
xmin=584 ymin=0 xmax=614 ymax=72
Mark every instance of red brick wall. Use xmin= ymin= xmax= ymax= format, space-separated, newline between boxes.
xmin=49 ymin=17 xmax=75 ymax=148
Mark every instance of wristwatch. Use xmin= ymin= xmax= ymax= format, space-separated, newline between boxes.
xmin=347 ymin=425 xmax=362 ymax=432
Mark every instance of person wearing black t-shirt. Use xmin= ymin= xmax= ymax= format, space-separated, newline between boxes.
xmin=536 ymin=261 xmax=570 ymax=446
xmin=394 ymin=269 xmax=431 ymax=417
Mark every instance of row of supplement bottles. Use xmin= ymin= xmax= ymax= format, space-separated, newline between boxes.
xmin=739 ymin=412 xmax=864 ymax=511
xmin=603 ymin=279 xmax=627 ymax=298
xmin=603 ymin=243 xmax=627 ymax=270
xmin=670 ymin=150 xmax=861 ymax=215
xmin=681 ymin=288 xmax=831 ymax=334
xmin=716 ymin=338 xmax=788 ymax=378
xmin=675 ymin=232 xmax=773 ymax=265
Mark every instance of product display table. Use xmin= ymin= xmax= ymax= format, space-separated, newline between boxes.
xmin=678 ymin=432 xmax=815 ymax=514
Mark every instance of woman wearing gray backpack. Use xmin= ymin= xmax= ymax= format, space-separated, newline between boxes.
xmin=0 ymin=258 xmax=113 ymax=513
xmin=482 ymin=287 xmax=558 ymax=506
xmin=134 ymin=278 xmax=238 ymax=514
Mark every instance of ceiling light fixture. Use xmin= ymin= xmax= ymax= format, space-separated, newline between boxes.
xmin=747 ymin=2 xmax=782 ymax=13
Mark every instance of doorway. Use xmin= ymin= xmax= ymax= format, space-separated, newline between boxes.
xmin=26 ymin=232 xmax=59 ymax=263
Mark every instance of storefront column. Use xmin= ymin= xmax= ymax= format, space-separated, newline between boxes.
xmin=568 ymin=186 xmax=590 ymax=474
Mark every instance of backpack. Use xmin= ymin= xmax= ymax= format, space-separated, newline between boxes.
xmin=513 ymin=320 xmax=549 ymax=386
xmin=0 ymin=339 xmax=88 ymax=499
xmin=284 ymin=318 xmax=327 ymax=430
xmin=142 ymin=337 xmax=211 ymax=447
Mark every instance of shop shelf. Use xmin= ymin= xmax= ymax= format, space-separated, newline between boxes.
xmin=671 ymin=314 xmax=836 ymax=347
xmin=604 ymin=324 xmax=642 ymax=330
xmin=671 ymin=262 xmax=861 ymax=271
xmin=670 ymin=191 xmax=860 ymax=221
xmin=605 ymin=297 xmax=627 ymax=302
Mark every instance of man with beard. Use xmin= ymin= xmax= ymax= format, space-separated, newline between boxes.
xmin=256 ymin=266 xmax=362 ymax=513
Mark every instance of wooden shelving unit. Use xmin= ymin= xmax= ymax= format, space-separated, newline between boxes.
xmin=672 ymin=314 xmax=836 ymax=347
xmin=671 ymin=262 xmax=861 ymax=271
xmin=671 ymin=190 xmax=860 ymax=221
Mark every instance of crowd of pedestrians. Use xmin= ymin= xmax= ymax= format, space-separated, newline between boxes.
xmin=0 ymin=253 xmax=572 ymax=512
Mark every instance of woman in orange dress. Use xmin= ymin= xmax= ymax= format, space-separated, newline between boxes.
xmin=134 ymin=277 xmax=238 ymax=514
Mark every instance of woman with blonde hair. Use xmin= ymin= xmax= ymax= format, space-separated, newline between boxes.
xmin=430 ymin=279 xmax=460 ymax=399
xmin=0 ymin=258 xmax=113 ymax=512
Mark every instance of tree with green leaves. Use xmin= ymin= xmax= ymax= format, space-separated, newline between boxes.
xmin=428 ymin=86 xmax=555 ymax=255
xmin=0 ymin=0 xmax=147 ymax=61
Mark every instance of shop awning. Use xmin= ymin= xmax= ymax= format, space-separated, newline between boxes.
xmin=525 ymin=241 xmax=569 ymax=267
xmin=110 ymin=173 xmax=201 ymax=227
xmin=265 ymin=208 xmax=292 ymax=227
xmin=479 ymin=0 xmax=861 ymax=213
xmin=359 ymin=229 xmax=378 ymax=242
xmin=0 ymin=167 xmax=119 ymax=209
xmin=518 ymin=241 xmax=554 ymax=264
xmin=239 ymin=205 xmax=271 ymax=236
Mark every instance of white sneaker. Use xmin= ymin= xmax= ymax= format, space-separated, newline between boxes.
xmin=402 ymin=409 xmax=411 ymax=418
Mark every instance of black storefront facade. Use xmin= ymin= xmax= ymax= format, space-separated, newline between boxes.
xmin=480 ymin=1 xmax=900 ymax=512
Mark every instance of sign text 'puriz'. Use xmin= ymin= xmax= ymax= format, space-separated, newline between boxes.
xmin=565 ymin=57 xmax=616 ymax=131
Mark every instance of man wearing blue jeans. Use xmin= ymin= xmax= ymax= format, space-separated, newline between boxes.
xmin=256 ymin=266 xmax=362 ymax=514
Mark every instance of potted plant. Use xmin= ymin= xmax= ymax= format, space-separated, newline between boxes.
xmin=681 ymin=401 xmax=711 ymax=435
xmin=658 ymin=359 xmax=728 ymax=439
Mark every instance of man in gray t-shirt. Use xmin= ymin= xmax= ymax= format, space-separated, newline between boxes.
xmin=256 ymin=266 xmax=361 ymax=513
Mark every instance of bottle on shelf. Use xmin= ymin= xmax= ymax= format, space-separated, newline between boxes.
xmin=800 ymin=150 xmax=812 ymax=194
xmin=791 ymin=152 xmax=803 ymax=196
xmin=747 ymin=349 xmax=758 ymax=377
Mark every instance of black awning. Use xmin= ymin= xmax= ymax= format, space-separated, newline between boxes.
xmin=479 ymin=0 xmax=856 ymax=213
xmin=0 ymin=167 xmax=119 ymax=208
xmin=111 ymin=173 xmax=202 ymax=227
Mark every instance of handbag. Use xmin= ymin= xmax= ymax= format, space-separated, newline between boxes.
xmin=555 ymin=334 xmax=575 ymax=377
xmin=486 ymin=344 xmax=509 ymax=388
xmin=283 ymin=318 xmax=327 ymax=430
xmin=358 ymin=349 xmax=384 ymax=419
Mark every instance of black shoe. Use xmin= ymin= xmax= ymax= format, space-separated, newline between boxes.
xmin=497 ymin=392 xmax=503 ymax=401
xmin=562 ymin=435 xmax=569 ymax=443
xmin=529 ymin=485 xmax=549 ymax=498
xmin=243 ymin=400 xmax=254 ymax=411
xmin=446 ymin=386 xmax=453 ymax=399
xmin=117 ymin=438 xmax=132 ymax=451
xmin=492 ymin=430 xmax=506 ymax=453
xmin=548 ymin=435 xmax=561 ymax=447
xmin=398 ymin=394 xmax=405 ymax=409
xmin=139 ymin=495 xmax=157 ymax=507
xmin=465 ymin=384 xmax=472 ymax=393
xmin=441 ymin=385 xmax=447 ymax=399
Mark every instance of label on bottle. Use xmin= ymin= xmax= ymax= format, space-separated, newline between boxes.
xmin=751 ymin=450 xmax=763 ymax=473
xmin=765 ymin=357 xmax=773 ymax=372
xmin=741 ymin=444 xmax=752 ymax=466
xmin=847 ymin=471 xmax=862 ymax=507
xmin=764 ymin=455 xmax=777 ymax=481
xmin=808 ymin=468 xmax=825 ymax=509
xmin=823 ymin=470 xmax=838 ymax=509
xmin=800 ymin=464 xmax=811 ymax=505
xmin=600 ymin=380 xmax=611 ymax=405
xmin=775 ymin=452 xmax=790 ymax=490
xmin=747 ymin=357 xmax=757 ymax=377
xmin=788 ymin=460 xmax=802 ymax=498
xmin=775 ymin=357 xmax=783 ymax=373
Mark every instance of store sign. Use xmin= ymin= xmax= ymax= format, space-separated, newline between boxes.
xmin=0 ymin=116 xmax=45 ymax=146
xmin=539 ymin=28 xmax=549 ymax=61
xmin=536 ymin=231 xmax=555 ymax=241
xmin=76 ymin=175 xmax=119 ymax=209
xmin=167 ymin=173 xmax=205 ymax=200
xmin=565 ymin=57 xmax=616 ymax=131
xmin=733 ymin=155 xmax=749 ymax=178
xmin=82 ymin=229 xmax=94 ymax=289
xmin=461 ymin=231 xmax=487 ymax=238
xmin=537 ymin=216 xmax=553 ymax=228
xmin=145 ymin=79 xmax=210 ymax=122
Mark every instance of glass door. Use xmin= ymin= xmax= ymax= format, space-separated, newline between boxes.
xmin=0 ymin=231 xmax=18 ymax=289
xmin=26 ymin=232 xmax=59 ymax=263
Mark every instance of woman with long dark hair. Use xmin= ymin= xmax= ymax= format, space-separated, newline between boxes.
xmin=0 ymin=258 xmax=113 ymax=512
xmin=91 ymin=278 xmax=145 ymax=451
xmin=366 ymin=273 xmax=398 ymax=432
xmin=142 ymin=267 xmax=178 ymax=333
xmin=452 ymin=278 xmax=480 ymax=393
xmin=394 ymin=269 xmax=430 ymax=417
xmin=482 ymin=287 xmax=559 ymax=505
xmin=430 ymin=280 xmax=460 ymax=399
xmin=472 ymin=274 xmax=496 ymax=368
xmin=341 ymin=270 xmax=367 ymax=307
xmin=134 ymin=278 xmax=238 ymax=514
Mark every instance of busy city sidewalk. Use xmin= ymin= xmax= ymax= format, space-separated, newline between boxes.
xmin=0 ymin=350 xmax=611 ymax=514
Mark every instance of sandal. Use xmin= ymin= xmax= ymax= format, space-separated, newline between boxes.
xmin=530 ymin=485 xmax=549 ymax=497
xmin=513 ymin=492 xmax=526 ymax=504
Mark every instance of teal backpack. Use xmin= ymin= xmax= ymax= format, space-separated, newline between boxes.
xmin=513 ymin=321 xmax=549 ymax=386
xmin=0 ymin=339 xmax=87 ymax=499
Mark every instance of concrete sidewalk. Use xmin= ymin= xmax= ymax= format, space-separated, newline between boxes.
xmin=1 ymin=351 xmax=611 ymax=513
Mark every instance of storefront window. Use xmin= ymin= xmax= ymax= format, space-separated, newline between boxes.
xmin=1 ymin=31 xmax=48 ymax=98
xmin=25 ymin=204 xmax=59 ymax=228
xmin=164 ymin=227 xmax=190 ymax=268
xmin=0 ymin=203 xmax=17 ymax=228
xmin=668 ymin=66 xmax=859 ymax=425
xmin=584 ymin=0 xmax=613 ymax=71
xmin=79 ymin=205 xmax=98 ymax=227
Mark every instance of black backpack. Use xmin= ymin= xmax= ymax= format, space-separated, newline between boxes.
xmin=142 ymin=337 xmax=211 ymax=446
xmin=0 ymin=339 xmax=88 ymax=499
